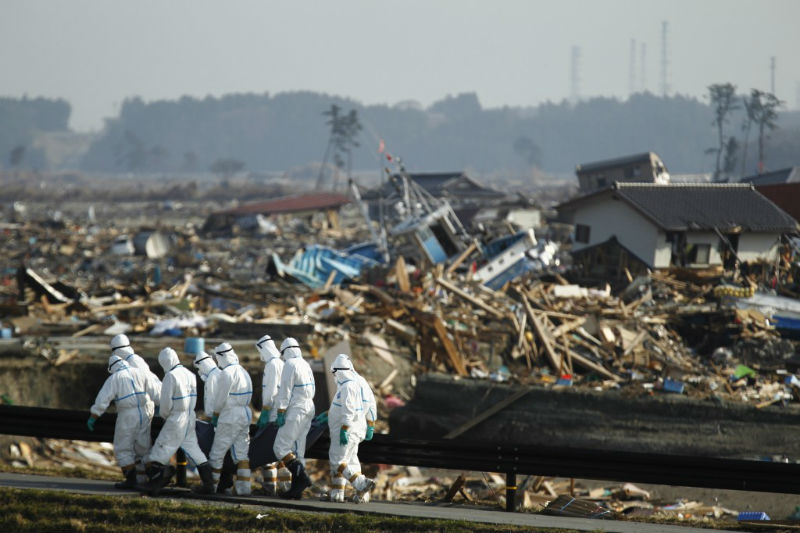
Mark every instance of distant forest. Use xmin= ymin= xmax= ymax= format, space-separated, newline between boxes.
xmin=3 ymin=91 xmax=800 ymax=179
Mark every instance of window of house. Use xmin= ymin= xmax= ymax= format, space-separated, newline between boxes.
xmin=687 ymin=243 xmax=711 ymax=265
xmin=575 ymin=224 xmax=591 ymax=243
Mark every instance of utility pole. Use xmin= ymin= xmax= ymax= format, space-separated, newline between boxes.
xmin=570 ymin=45 xmax=581 ymax=104
xmin=660 ymin=21 xmax=670 ymax=97
xmin=770 ymin=56 xmax=776 ymax=94
xmin=629 ymin=39 xmax=637 ymax=96
xmin=640 ymin=42 xmax=647 ymax=92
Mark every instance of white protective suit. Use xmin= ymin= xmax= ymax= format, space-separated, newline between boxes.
xmin=352 ymin=371 xmax=377 ymax=502
xmin=111 ymin=334 xmax=162 ymax=402
xmin=327 ymin=354 xmax=372 ymax=502
xmin=209 ymin=342 xmax=253 ymax=495
xmin=255 ymin=334 xmax=286 ymax=494
xmin=146 ymin=348 xmax=207 ymax=467
xmin=90 ymin=354 xmax=160 ymax=468
xmin=193 ymin=351 xmax=221 ymax=418
xmin=273 ymin=338 xmax=315 ymax=466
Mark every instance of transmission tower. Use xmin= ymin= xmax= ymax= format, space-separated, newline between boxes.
xmin=629 ymin=39 xmax=637 ymax=96
xmin=640 ymin=42 xmax=647 ymax=92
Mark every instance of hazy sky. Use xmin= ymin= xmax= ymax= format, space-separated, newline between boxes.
xmin=2 ymin=0 xmax=798 ymax=131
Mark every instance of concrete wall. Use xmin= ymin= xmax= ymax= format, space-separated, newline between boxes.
xmin=571 ymin=198 xmax=661 ymax=266
xmin=390 ymin=374 xmax=800 ymax=458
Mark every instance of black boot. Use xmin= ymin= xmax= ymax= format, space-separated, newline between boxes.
xmin=217 ymin=469 xmax=234 ymax=494
xmin=146 ymin=462 xmax=176 ymax=497
xmin=114 ymin=467 xmax=137 ymax=490
xmin=193 ymin=462 xmax=216 ymax=495
xmin=280 ymin=459 xmax=311 ymax=500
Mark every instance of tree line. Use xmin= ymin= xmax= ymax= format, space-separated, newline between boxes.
xmin=3 ymin=91 xmax=799 ymax=179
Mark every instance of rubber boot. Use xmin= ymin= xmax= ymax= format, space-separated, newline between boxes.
xmin=280 ymin=459 xmax=311 ymax=500
xmin=114 ymin=466 xmax=137 ymax=490
xmin=146 ymin=462 xmax=176 ymax=497
xmin=217 ymin=469 xmax=234 ymax=495
xmin=193 ymin=462 xmax=216 ymax=495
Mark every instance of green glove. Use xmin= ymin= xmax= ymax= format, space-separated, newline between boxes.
xmin=339 ymin=427 xmax=349 ymax=445
xmin=257 ymin=408 xmax=270 ymax=428
xmin=87 ymin=416 xmax=96 ymax=432
xmin=314 ymin=411 xmax=328 ymax=424
xmin=365 ymin=425 xmax=374 ymax=441
xmin=154 ymin=405 xmax=160 ymax=417
xmin=211 ymin=414 xmax=219 ymax=427
xmin=276 ymin=410 xmax=286 ymax=427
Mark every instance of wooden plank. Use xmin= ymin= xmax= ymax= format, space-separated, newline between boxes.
xmin=435 ymin=277 xmax=504 ymax=319
xmin=445 ymin=241 xmax=478 ymax=277
xmin=432 ymin=316 xmax=468 ymax=376
xmin=395 ymin=256 xmax=411 ymax=293
xmin=442 ymin=474 xmax=466 ymax=502
xmin=522 ymin=299 xmax=561 ymax=372
xmin=550 ymin=317 xmax=585 ymax=339
xmin=443 ymin=388 xmax=530 ymax=439
xmin=322 ymin=270 xmax=337 ymax=293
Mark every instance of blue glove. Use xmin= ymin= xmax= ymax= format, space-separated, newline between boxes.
xmin=87 ymin=416 xmax=96 ymax=432
xmin=257 ymin=409 xmax=270 ymax=429
xmin=314 ymin=411 xmax=328 ymax=424
xmin=211 ymin=414 xmax=219 ymax=427
xmin=365 ymin=425 xmax=374 ymax=441
xmin=276 ymin=410 xmax=286 ymax=427
xmin=339 ymin=427 xmax=349 ymax=445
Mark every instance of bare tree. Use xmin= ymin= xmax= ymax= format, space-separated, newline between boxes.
xmin=707 ymin=83 xmax=739 ymax=180
xmin=753 ymin=91 xmax=783 ymax=173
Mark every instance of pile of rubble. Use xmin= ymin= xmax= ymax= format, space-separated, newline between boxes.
xmin=2 ymin=196 xmax=800 ymax=522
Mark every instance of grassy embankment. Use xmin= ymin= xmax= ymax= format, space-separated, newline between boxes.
xmin=0 ymin=487 xmax=566 ymax=533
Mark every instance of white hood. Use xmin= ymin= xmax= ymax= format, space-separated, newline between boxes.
xmin=158 ymin=347 xmax=181 ymax=374
xmin=214 ymin=342 xmax=239 ymax=368
xmin=110 ymin=333 xmax=134 ymax=358
xmin=280 ymin=337 xmax=302 ymax=360
xmin=255 ymin=334 xmax=281 ymax=363
xmin=193 ymin=351 xmax=217 ymax=382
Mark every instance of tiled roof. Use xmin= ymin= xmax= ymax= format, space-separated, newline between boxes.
xmin=740 ymin=167 xmax=800 ymax=186
xmin=218 ymin=192 xmax=350 ymax=216
xmin=560 ymin=183 xmax=798 ymax=232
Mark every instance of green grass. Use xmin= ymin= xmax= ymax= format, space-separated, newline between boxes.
xmin=0 ymin=487 xmax=568 ymax=533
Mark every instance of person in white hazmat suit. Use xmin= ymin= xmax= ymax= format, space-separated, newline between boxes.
xmin=272 ymin=337 xmax=314 ymax=500
xmin=327 ymin=354 xmax=376 ymax=502
xmin=145 ymin=347 xmax=215 ymax=495
xmin=193 ymin=350 xmax=221 ymax=420
xmin=254 ymin=333 xmax=290 ymax=495
xmin=209 ymin=342 xmax=254 ymax=496
xmin=87 ymin=353 xmax=160 ymax=489
xmin=352 ymin=369 xmax=378 ymax=503
xmin=110 ymin=334 xmax=162 ymax=390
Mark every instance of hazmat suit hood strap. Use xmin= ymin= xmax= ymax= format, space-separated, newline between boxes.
xmin=110 ymin=334 xmax=134 ymax=357
xmin=280 ymin=337 xmax=302 ymax=360
xmin=214 ymin=342 xmax=239 ymax=368
xmin=107 ymin=354 xmax=128 ymax=374
xmin=158 ymin=347 xmax=180 ymax=374
xmin=193 ymin=351 xmax=216 ymax=381
xmin=255 ymin=334 xmax=280 ymax=362
xmin=336 ymin=369 xmax=356 ymax=384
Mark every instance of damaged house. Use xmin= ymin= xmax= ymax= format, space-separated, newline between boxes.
xmin=576 ymin=152 xmax=670 ymax=194
xmin=557 ymin=182 xmax=799 ymax=279
xmin=201 ymin=192 xmax=350 ymax=235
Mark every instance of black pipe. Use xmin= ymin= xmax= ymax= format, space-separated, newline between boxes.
xmin=3 ymin=405 xmax=800 ymax=496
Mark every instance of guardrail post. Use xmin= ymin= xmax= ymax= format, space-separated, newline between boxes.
xmin=505 ymin=471 xmax=517 ymax=512
xmin=176 ymin=449 xmax=187 ymax=487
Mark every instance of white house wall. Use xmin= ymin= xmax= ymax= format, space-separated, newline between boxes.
xmin=685 ymin=231 xmax=723 ymax=266
xmin=571 ymin=199 xmax=661 ymax=266
xmin=737 ymin=233 xmax=781 ymax=262
xmin=653 ymin=233 xmax=672 ymax=268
